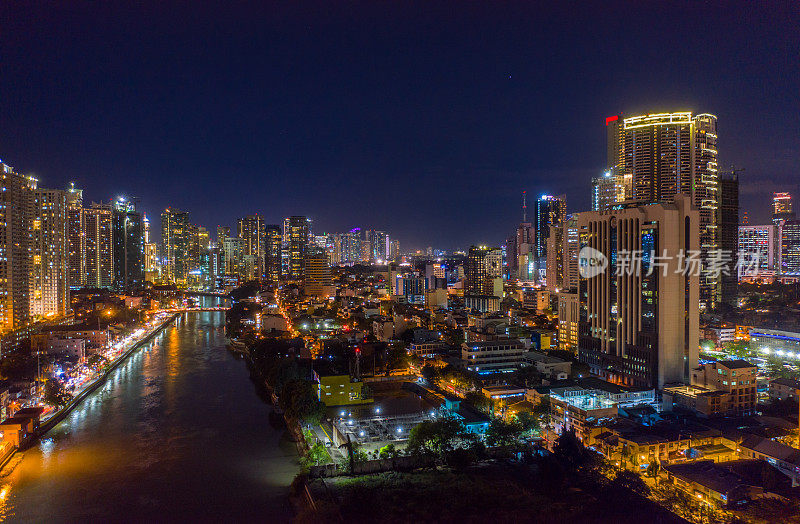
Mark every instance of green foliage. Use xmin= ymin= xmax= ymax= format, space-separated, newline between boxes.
xmin=485 ymin=419 xmax=524 ymax=449
xmin=379 ymin=443 xmax=399 ymax=460
xmin=301 ymin=441 xmax=332 ymax=468
xmin=464 ymin=391 xmax=492 ymax=414
xmin=406 ymin=417 xmax=468 ymax=461
xmin=280 ymin=379 xmax=326 ymax=425
xmin=513 ymin=410 xmax=540 ymax=434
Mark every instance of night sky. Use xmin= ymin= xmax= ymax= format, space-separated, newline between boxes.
xmin=1 ymin=2 xmax=798 ymax=251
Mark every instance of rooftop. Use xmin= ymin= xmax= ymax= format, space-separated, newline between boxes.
xmin=716 ymin=360 xmax=756 ymax=370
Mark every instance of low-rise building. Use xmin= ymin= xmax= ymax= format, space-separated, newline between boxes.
xmin=664 ymin=460 xmax=779 ymax=507
xmin=738 ymin=435 xmax=800 ymax=486
xmin=549 ymin=386 xmax=618 ymax=443
xmin=481 ymin=385 xmax=526 ymax=401
xmin=523 ymin=351 xmax=571 ymax=379
xmin=750 ymin=328 xmax=800 ymax=355
xmin=689 ymin=360 xmax=757 ymax=416
xmin=315 ymin=374 xmax=373 ymax=407
xmin=768 ymin=377 xmax=800 ymax=401
xmin=461 ymin=339 xmax=526 ymax=374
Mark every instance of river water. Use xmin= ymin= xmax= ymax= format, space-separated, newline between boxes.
xmin=0 ymin=306 xmax=299 ymax=522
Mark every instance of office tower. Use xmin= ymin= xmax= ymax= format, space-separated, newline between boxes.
xmin=0 ymin=162 xmax=37 ymax=332
xmin=238 ymin=214 xmax=266 ymax=279
xmin=66 ymin=183 xmax=85 ymax=288
xmin=576 ymin=195 xmax=699 ymax=389
xmin=773 ymin=192 xmax=795 ymax=223
xmin=557 ymin=291 xmax=579 ymax=353
xmin=509 ymin=191 xmax=535 ymax=281
xmin=591 ymin=171 xmax=629 ymax=212
xmin=781 ymin=220 xmax=800 ymax=273
xmin=143 ymin=214 xmax=159 ymax=282
xmin=216 ymin=226 xmax=230 ymax=275
xmin=84 ymin=203 xmax=114 ymax=288
xmin=365 ymin=230 xmax=388 ymax=261
xmin=304 ymin=247 xmax=334 ymax=297
xmin=161 ymin=208 xmax=190 ymax=285
xmin=546 ymin=214 xmax=578 ymax=292
xmin=718 ymin=172 xmax=739 ymax=305
xmin=265 ymin=225 xmax=282 ymax=283
xmin=112 ymin=198 xmax=145 ymax=292
xmin=608 ymin=112 xmax=720 ymax=311
xmin=223 ymin=237 xmax=245 ymax=276
xmin=30 ymin=188 xmax=69 ymax=318
xmin=534 ymin=195 xmax=566 ymax=281
xmin=465 ymin=246 xmax=503 ymax=297
xmin=283 ymin=216 xmax=310 ymax=280
xmin=738 ymin=225 xmax=778 ymax=276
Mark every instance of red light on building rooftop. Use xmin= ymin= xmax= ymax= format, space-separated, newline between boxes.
xmin=605 ymin=115 xmax=619 ymax=126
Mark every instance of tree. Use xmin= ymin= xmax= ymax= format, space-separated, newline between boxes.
xmin=485 ymin=419 xmax=524 ymax=449
xmin=645 ymin=460 xmax=660 ymax=478
xmin=614 ymin=470 xmax=650 ymax=496
xmin=280 ymin=379 xmax=326 ymax=425
xmin=553 ymin=429 xmax=590 ymax=471
xmin=406 ymin=417 xmax=467 ymax=461
xmin=379 ymin=443 xmax=399 ymax=460
xmin=43 ymin=378 xmax=72 ymax=407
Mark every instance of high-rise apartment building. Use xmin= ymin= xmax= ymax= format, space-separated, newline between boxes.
xmin=265 ymin=225 xmax=282 ymax=283
xmin=66 ymin=184 xmax=85 ymax=289
xmin=143 ymin=214 xmax=159 ymax=282
xmin=738 ymin=225 xmax=778 ymax=277
xmin=238 ymin=214 xmax=266 ymax=280
xmin=607 ymin=112 xmax=720 ymax=311
xmin=304 ymin=247 xmax=334 ymax=297
xmin=30 ymin=188 xmax=69 ymax=319
xmin=546 ymin=214 xmax=578 ymax=292
xmin=112 ymin=198 xmax=145 ymax=292
xmin=576 ymin=195 xmax=699 ymax=389
xmin=535 ymin=195 xmax=566 ymax=262
xmin=161 ymin=208 xmax=191 ymax=285
xmin=223 ymin=237 xmax=245 ymax=276
xmin=591 ymin=171 xmax=629 ymax=212
xmin=465 ymin=246 xmax=503 ymax=297
xmin=283 ymin=216 xmax=310 ymax=280
xmin=84 ymin=204 xmax=114 ymax=288
xmin=0 ymin=162 xmax=37 ymax=332
xmin=781 ymin=220 xmax=800 ymax=274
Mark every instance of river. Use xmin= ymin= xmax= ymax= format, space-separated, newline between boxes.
xmin=0 ymin=305 xmax=299 ymax=522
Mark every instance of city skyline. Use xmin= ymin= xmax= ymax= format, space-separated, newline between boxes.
xmin=2 ymin=3 xmax=798 ymax=251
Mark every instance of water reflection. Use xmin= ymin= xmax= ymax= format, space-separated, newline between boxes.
xmin=0 ymin=305 xmax=298 ymax=523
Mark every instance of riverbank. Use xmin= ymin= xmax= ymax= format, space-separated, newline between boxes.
xmin=33 ymin=312 xmax=181 ymax=440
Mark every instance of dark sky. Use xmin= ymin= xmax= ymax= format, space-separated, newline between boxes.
xmin=2 ymin=2 xmax=798 ymax=251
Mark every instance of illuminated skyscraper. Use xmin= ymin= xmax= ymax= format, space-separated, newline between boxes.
xmin=143 ymin=214 xmax=159 ymax=283
xmin=283 ymin=216 xmax=310 ymax=280
xmin=265 ymin=225 xmax=282 ymax=283
xmin=66 ymin=183 xmax=85 ymax=288
xmin=576 ymin=195 xmax=699 ymax=388
xmin=465 ymin=246 xmax=503 ymax=296
xmin=161 ymin=208 xmax=190 ymax=285
xmin=0 ymin=162 xmax=36 ymax=332
xmin=607 ymin=112 xmax=720 ymax=310
xmin=781 ymin=220 xmax=800 ymax=274
xmin=773 ymin=192 xmax=794 ymax=223
xmin=238 ymin=214 xmax=266 ymax=279
xmin=30 ymin=188 xmax=69 ymax=318
xmin=535 ymin=195 xmax=566 ymax=282
xmin=112 ymin=198 xmax=145 ymax=292
xmin=304 ymin=247 xmax=333 ymax=297
xmin=84 ymin=203 xmax=114 ymax=288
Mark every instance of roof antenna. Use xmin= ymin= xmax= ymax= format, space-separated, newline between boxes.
xmin=522 ymin=191 xmax=527 ymax=223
